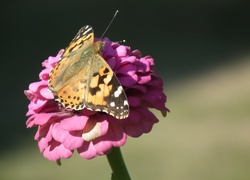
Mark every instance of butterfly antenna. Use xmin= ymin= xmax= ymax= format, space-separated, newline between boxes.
xmin=100 ymin=10 xmax=119 ymax=39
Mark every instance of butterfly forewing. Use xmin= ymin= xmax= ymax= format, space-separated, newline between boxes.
xmin=48 ymin=25 xmax=129 ymax=119
xmin=84 ymin=53 xmax=129 ymax=119
xmin=62 ymin=25 xmax=94 ymax=57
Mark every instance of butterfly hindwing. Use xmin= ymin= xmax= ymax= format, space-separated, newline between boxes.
xmin=48 ymin=25 xmax=129 ymax=119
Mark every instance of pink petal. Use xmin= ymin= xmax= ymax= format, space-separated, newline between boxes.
xmin=43 ymin=141 xmax=73 ymax=161
xmin=78 ymin=142 xmax=98 ymax=159
xmin=60 ymin=115 xmax=89 ymax=131
xmin=115 ymin=45 xmax=129 ymax=57
xmin=52 ymin=123 xmax=83 ymax=150
xmin=119 ymin=74 xmax=138 ymax=87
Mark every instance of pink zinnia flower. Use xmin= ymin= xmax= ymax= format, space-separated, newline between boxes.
xmin=24 ymin=38 xmax=169 ymax=161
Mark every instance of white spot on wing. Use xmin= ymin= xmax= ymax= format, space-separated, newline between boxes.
xmin=124 ymin=100 xmax=128 ymax=106
xmin=82 ymin=25 xmax=92 ymax=35
xmin=110 ymin=102 xmax=115 ymax=107
xmin=114 ymin=86 xmax=123 ymax=97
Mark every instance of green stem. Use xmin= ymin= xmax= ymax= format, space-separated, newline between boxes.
xmin=106 ymin=147 xmax=131 ymax=180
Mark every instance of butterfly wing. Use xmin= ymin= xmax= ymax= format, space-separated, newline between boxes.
xmin=83 ymin=51 xmax=129 ymax=119
xmin=48 ymin=25 xmax=94 ymax=109
xmin=62 ymin=25 xmax=94 ymax=57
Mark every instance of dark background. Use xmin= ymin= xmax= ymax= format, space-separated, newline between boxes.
xmin=1 ymin=0 xmax=250 ymax=163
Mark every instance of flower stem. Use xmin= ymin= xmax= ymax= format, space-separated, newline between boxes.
xmin=106 ymin=147 xmax=131 ymax=180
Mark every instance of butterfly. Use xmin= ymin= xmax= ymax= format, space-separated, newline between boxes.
xmin=48 ymin=25 xmax=129 ymax=119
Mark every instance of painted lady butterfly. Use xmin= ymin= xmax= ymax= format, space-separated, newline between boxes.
xmin=48 ymin=25 xmax=129 ymax=119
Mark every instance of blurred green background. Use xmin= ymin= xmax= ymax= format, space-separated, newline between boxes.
xmin=1 ymin=0 xmax=250 ymax=179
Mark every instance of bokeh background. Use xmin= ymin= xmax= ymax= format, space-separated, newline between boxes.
xmin=1 ymin=0 xmax=250 ymax=179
